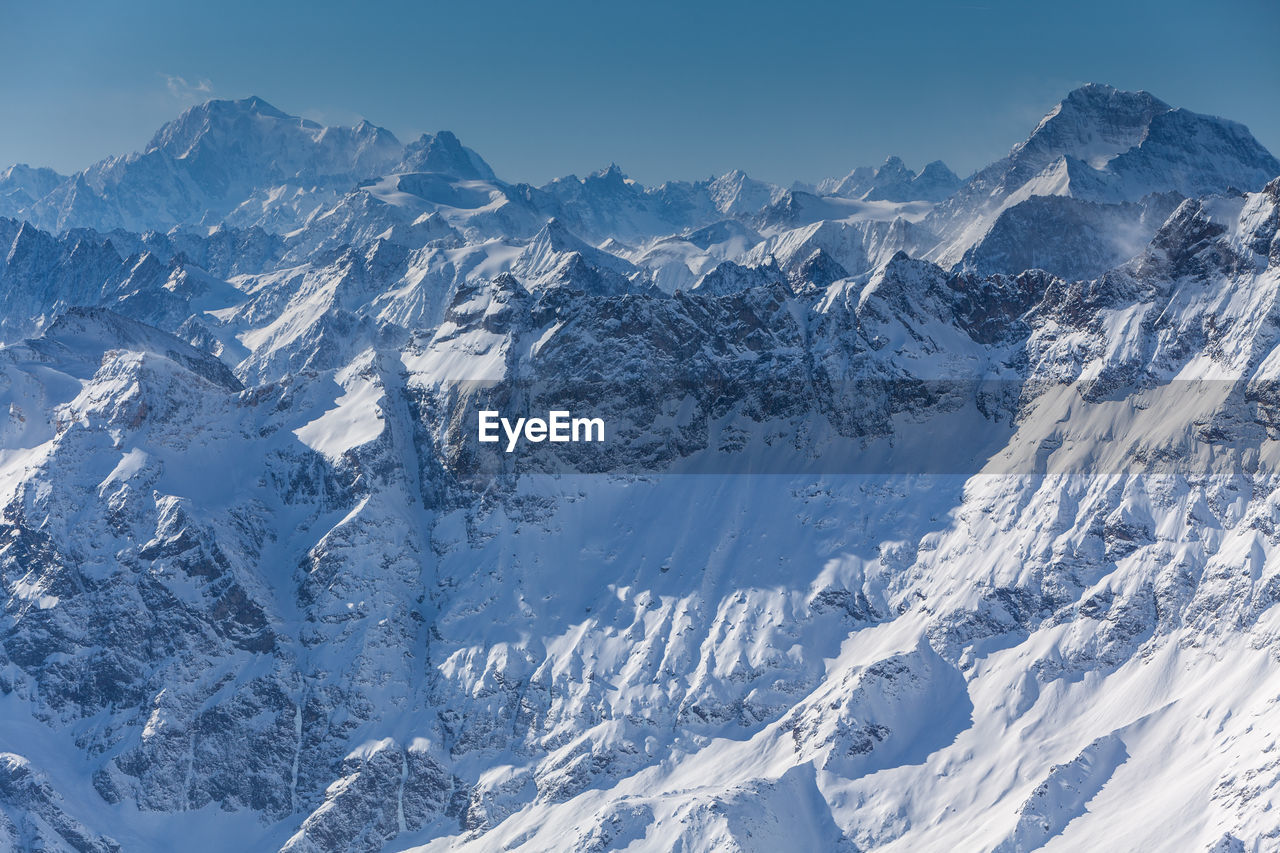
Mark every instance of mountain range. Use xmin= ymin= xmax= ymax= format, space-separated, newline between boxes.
xmin=0 ymin=84 xmax=1278 ymax=852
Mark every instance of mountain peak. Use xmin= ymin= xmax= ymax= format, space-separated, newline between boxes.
xmin=872 ymin=156 xmax=914 ymax=185
xmin=0 ymin=163 xmax=65 ymax=209
xmin=591 ymin=163 xmax=629 ymax=183
xmin=144 ymin=96 xmax=402 ymax=165
xmin=237 ymin=95 xmax=289 ymax=118
xmin=515 ymin=216 xmax=636 ymax=289
xmin=1052 ymin=82 xmax=1165 ymax=118
xmin=146 ymin=95 xmax=298 ymax=156
xmin=2 ymin=96 xmax=405 ymax=233
xmin=918 ymin=160 xmax=958 ymax=180
xmin=709 ymin=169 xmax=781 ymax=216
xmin=536 ymin=216 xmax=578 ymax=249
xmin=1020 ymin=85 xmax=1170 ymax=169
xmin=166 ymin=95 xmax=290 ymax=130
xmin=924 ymin=83 xmax=1280 ymax=272
xmin=395 ymin=130 xmax=496 ymax=181
xmin=1062 ymin=81 xmax=1120 ymax=101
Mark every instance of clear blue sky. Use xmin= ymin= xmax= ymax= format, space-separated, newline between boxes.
xmin=1 ymin=0 xmax=1276 ymax=186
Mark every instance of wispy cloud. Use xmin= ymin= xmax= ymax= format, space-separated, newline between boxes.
xmin=163 ymin=75 xmax=214 ymax=101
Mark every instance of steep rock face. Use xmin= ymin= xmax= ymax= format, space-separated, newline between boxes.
xmin=1004 ymin=84 xmax=1170 ymax=173
xmin=0 ymin=316 xmax=444 ymax=847
xmin=957 ymin=192 xmax=1185 ymax=280
xmin=1 ymin=375 xmax=292 ymax=820
xmin=0 ymin=755 xmax=120 ymax=853
xmin=1105 ymin=108 xmax=1280 ymax=200
xmin=689 ymin=257 xmax=784 ymax=295
xmin=281 ymin=739 xmax=461 ymax=853
xmin=0 ymin=219 xmax=294 ymax=345
xmin=0 ymin=221 xmax=158 ymax=343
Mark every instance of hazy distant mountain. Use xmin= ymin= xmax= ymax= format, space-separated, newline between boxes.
xmin=820 ymin=155 xmax=962 ymax=202
xmin=18 ymin=96 xmax=403 ymax=233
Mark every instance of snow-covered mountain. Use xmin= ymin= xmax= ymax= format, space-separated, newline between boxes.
xmin=0 ymin=86 xmax=1278 ymax=853
xmin=0 ymin=165 xmax=65 ymax=219
xmin=818 ymin=156 xmax=962 ymax=202
xmin=393 ymin=131 xmax=497 ymax=181
xmin=15 ymin=97 xmax=404 ymax=234
xmin=926 ymin=83 xmax=1280 ymax=276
